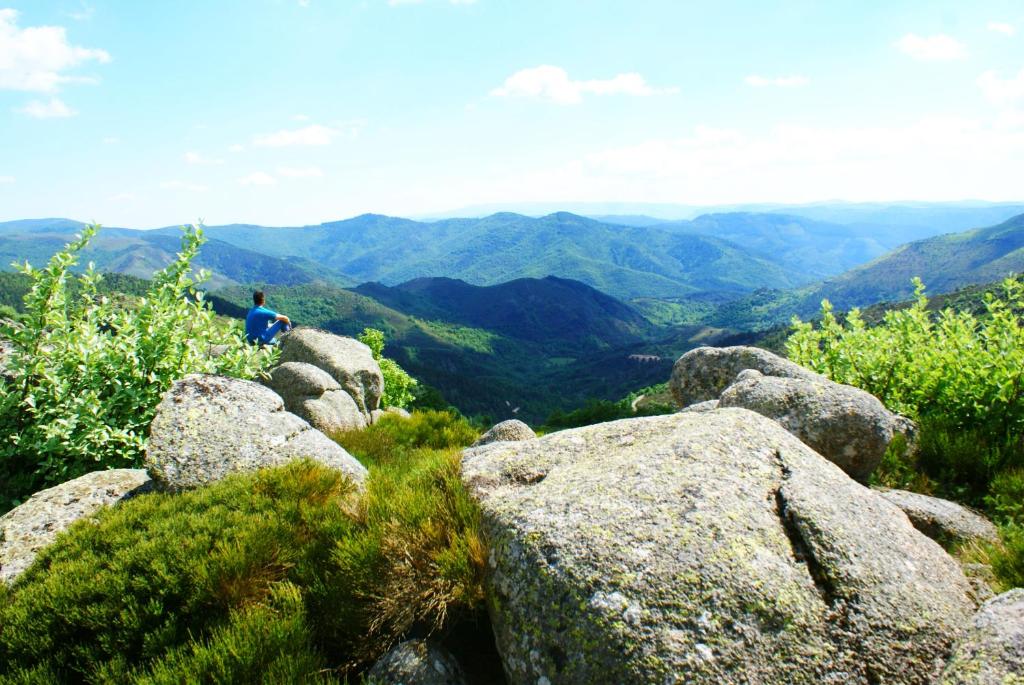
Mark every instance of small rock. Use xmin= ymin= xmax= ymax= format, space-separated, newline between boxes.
xmin=669 ymin=345 xmax=823 ymax=408
xmin=367 ymin=639 xmax=467 ymax=685
xmin=875 ymin=488 xmax=1000 ymax=548
xmin=145 ymin=374 xmax=366 ymax=491
xmin=679 ymin=399 xmax=719 ymax=414
xmin=471 ymin=419 xmax=536 ymax=447
xmin=0 ymin=469 xmax=152 ymax=584
xmin=941 ymin=589 xmax=1024 ymax=684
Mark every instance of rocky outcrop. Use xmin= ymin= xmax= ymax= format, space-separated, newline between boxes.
xmin=370 ymin=406 xmax=413 ymax=425
xmin=719 ymin=369 xmax=901 ymax=481
xmin=941 ymin=589 xmax=1024 ymax=684
xmin=265 ymin=362 xmax=366 ymax=435
xmin=0 ymin=469 xmax=152 ymax=585
xmin=145 ymin=374 xmax=366 ymax=491
xmin=876 ymin=488 xmax=1000 ymax=548
xmin=669 ymin=345 xmax=822 ymax=408
xmin=367 ymin=640 xmax=468 ymax=685
xmin=471 ymin=419 xmax=536 ymax=447
xmin=462 ymin=409 xmax=974 ymax=685
xmin=0 ymin=339 xmax=13 ymax=382
xmin=278 ymin=328 xmax=383 ymax=416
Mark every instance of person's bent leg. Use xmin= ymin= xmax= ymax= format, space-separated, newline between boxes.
xmin=259 ymin=320 xmax=286 ymax=345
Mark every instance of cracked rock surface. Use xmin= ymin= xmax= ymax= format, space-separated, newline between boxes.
xmin=0 ymin=469 xmax=152 ymax=585
xmin=145 ymin=374 xmax=366 ymax=491
xmin=462 ymin=408 xmax=974 ymax=685
xmin=670 ymin=345 xmax=823 ymax=408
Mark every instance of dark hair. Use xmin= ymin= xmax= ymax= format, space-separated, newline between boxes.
xmin=253 ymin=291 xmax=265 ymax=306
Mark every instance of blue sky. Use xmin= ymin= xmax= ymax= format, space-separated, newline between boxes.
xmin=1 ymin=0 xmax=1023 ymax=226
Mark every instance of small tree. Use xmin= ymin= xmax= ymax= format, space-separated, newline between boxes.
xmin=358 ymin=327 xmax=417 ymax=409
xmin=0 ymin=224 xmax=276 ymax=508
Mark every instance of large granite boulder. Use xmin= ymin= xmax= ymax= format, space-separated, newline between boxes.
xmin=367 ymin=639 xmax=467 ymax=685
xmin=265 ymin=362 xmax=366 ymax=435
xmin=462 ymin=408 xmax=974 ymax=685
xmin=941 ymin=589 xmax=1024 ymax=684
xmin=670 ymin=345 xmax=822 ymax=408
xmin=875 ymin=488 xmax=1000 ymax=548
xmin=471 ymin=419 xmax=535 ymax=447
xmin=145 ymin=374 xmax=366 ymax=491
xmin=278 ymin=328 xmax=383 ymax=416
xmin=719 ymin=369 xmax=899 ymax=481
xmin=1 ymin=469 xmax=152 ymax=584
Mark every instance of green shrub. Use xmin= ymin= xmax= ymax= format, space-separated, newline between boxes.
xmin=0 ymin=449 xmax=486 ymax=680
xmin=989 ymin=523 xmax=1024 ymax=591
xmin=0 ymin=225 xmax=275 ymax=510
xmin=334 ymin=410 xmax=478 ymax=463
xmin=987 ymin=468 xmax=1024 ymax=525
xmin=358 ymin=327 xmax=417 ymax=409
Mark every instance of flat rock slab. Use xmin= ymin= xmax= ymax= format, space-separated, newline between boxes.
xmin=876 ymin=488 xmax=1000 ymax=548
xmin=278 ymin=328 xmax=383 ymax=416
xmin=0 ymin=469 xmax=152 ymax=585
xmin=941 ymin=589 xmax=1024 ymax=684
xmin=368 ymin=639 xmax=468 ymax=685
xmin=462 ymin=408 xmax=974 ymax=685
xmin=719 ymin=370 xmax=898 ymax=482
xmin=670 ymin=345 xmax=823 ymax=408
xmin=145 ymin=374 xmax=366 ymax=491
xmin=471 ymin=419 xmax=536 ymax=447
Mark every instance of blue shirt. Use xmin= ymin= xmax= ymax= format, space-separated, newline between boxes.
xmin=245 ymin=305 xmax=278 ymax=342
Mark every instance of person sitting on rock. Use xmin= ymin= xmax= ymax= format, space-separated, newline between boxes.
xmin=245 ymin=290 xmax=291 ymax=345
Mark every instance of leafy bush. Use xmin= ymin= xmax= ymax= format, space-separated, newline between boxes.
xmin=358 ymin=327 xmax=417 ymax=409
xmin=786 ymin=277 xmax=1024 ymax=589
xmin=0 ymin=225 xmax=274 ymax=510
xmin=787 ymin=277 xmax=1024 ymax=441
xmin=0 ymin=440 xmax=487 ymax=680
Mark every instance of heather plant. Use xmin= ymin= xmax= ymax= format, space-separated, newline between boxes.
xmin=0 ymin=224 xmax=275 ymax=509
xmin=358 ymin=327 xmax=416 ymax=409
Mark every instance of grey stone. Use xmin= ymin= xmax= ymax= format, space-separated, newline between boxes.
xmin=367 ymin=639 xmax=467 ymax=685
xmin=265 ymin=362 xmax=366 ymax=435
xmin=278 ymin=328 xmax=383 ymax=415
xmin=679 ymin=399 xmax=719 ymax=414
xmin=370 ymin=409 xmax=385 ymax=425
xmin=462 ymin=408 xmax=974 ymax=685
xmin=145 ymin=374 xmax=366 ymax=491
xmin=386 ymin=406 xmax=412 ymax=419
xmin=719 ymin=370 xmax=898 ymax=481
xmin=0 ymin=338 xmax=14 ymax=383
xmin=471 ymin=419 xmax=535 ymax=447
xmin=669 ymin=345 xmax=823 ymax=408
xmin=941 ymin=589 xmax=1024 ymax=684
xmin=875 ymin=488 xmax=1000 ymax=548
xmin=0 ymin=469 xmax=152 ymax=584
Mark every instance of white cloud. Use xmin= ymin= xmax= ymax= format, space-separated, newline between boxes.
xmin=238 ymin=171 xmax=277 ymax=186
xmin=491 ymin=65 xmax=679 ymax=105
xmin=745 ymin=74 xmax=809 ymax=88
xmin=0 ymin=175 xmax=14 ymax=183
xmin=896 ymin=33 xmax=967 ymax=61
xmin=228 ymin=143 xmax=245 ymax=152
xmin=65 ymin=3 xmax=95 ymax=21
xmin=184 ymin=151 xmax=225 ymax=165
xmin=253 ymin=124 xmax=338 ymax=147
xmin=291 ymin=114 xmax=310 ymax=122
xmin=160 ymin=180 xmax=208 ymax=192
xmin=0 ymin=8 xmax=110 ymax=92
xmin=277 ymin=166 xmax=324 ymax=178
xmin=988 ymin=21 xmax=1016 ymax=36
xmin=979 ymin=68 xmax=1024 ymax=105
xmin=18 ymin=97 xmax=76 ymax=118
xmin=102 ymin=136 xmax=119 ymax=144
xmin=298 ymin=0 xmax=310 ymax=6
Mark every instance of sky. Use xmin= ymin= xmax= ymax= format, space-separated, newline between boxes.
xmin=1 ymin=0 xmax=1023 ymax=227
